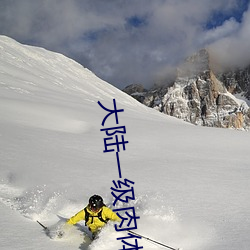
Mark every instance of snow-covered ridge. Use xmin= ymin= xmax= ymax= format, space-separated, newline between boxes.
xmin=0 ymin=35 xmax=153 ymax=134
xmin=0 ymin=35 xmax=144 ymax=107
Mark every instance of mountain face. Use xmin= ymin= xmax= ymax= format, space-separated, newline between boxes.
xmin=217 ymin=66 xmax=250 ymax=100
xmin=123 ymin=49 xmax=250 ymax=130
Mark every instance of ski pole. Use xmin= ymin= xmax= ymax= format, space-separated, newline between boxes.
xmin=127 ymin=230 xmax=181 ymax=250
xmin=37 ymin=220 xmax=48 ymax=231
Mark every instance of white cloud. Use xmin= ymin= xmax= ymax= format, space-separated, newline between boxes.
xmin=200 ymin=18 xmax=240 ymax=45
xmin=209 ymin=5 xmax=250 ymax=68
xmin=0 ymin=0 xmax=249 ymax=88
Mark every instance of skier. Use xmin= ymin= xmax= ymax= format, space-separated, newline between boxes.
xmin=66 ymin=194 xmax=120 ymax=239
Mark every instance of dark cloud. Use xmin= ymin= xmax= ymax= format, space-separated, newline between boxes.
xmin=0 ymin=0 xmax=249 ymax=89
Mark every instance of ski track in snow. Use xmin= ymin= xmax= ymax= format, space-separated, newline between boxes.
xmin=0 ymin=181 xmax=62 ymax=221
xmin=0 ymin=179 xmax=213 ymax=250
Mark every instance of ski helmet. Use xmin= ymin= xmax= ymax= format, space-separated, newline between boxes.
xmin=89 ymin=195 xmax=104 ymax=211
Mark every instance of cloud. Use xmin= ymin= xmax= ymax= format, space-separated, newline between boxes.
xmin=200 ymin=18 xmax=240 ymax=45
xmin=0 ymin=0 xmax=249 ymax=88
xmin=209 ymin=4 xmax=250 ymax=69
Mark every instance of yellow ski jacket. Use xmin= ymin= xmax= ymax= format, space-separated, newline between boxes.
xmin=67 ymin=206 xmax=120 ymax=233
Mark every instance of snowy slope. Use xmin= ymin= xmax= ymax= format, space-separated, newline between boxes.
xmin=0 ymin=36 xmax=250 ymax=250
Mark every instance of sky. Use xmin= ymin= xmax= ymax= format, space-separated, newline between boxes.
xmin=0 ymin=0 xmax=249 ymax=89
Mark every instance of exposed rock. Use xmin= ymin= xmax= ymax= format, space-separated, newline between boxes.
xmin=123 ymin=84 xmax=147 ymax=103
xmin=123 ymin=49 xmax=250 ymax=130
xmin=217 ymin=66 xmax=250 ymax=99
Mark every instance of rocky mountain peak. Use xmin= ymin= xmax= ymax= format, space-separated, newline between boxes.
xmin=123 ymin=49 xmax=250 ymax=130
xmin=177 ymin=48 xmax=210 ymax=78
